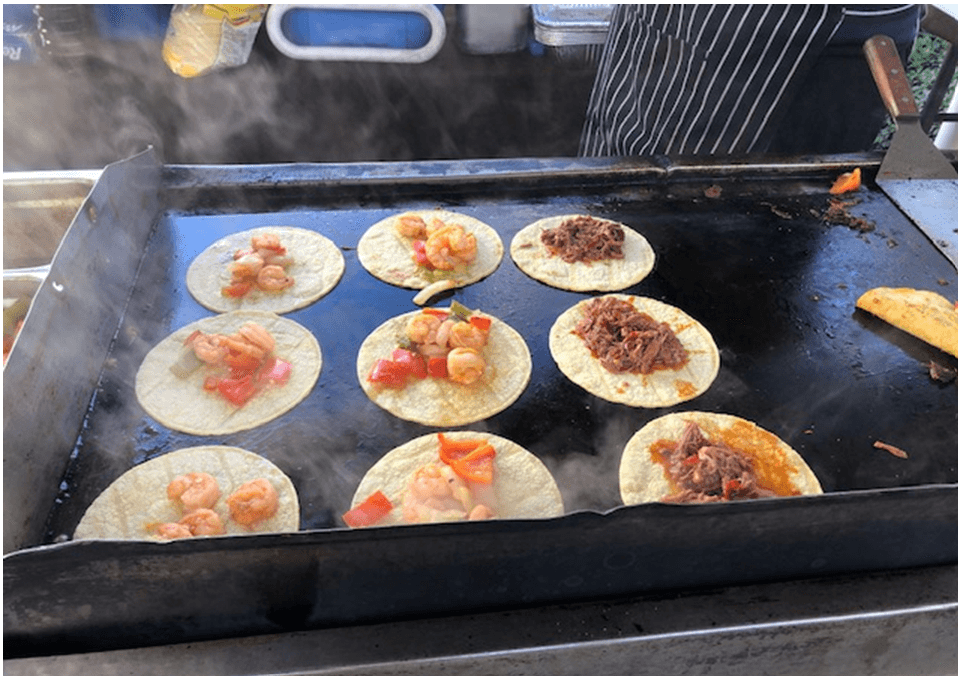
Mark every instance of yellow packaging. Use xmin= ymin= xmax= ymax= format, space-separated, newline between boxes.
xmin=162 ymin=4 xmax=268 ymax=78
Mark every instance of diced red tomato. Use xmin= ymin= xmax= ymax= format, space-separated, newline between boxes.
xmin=259 ymin=357 xmax=292 ymax=385
xmin=392 ymin=348 xmax=426 ymax=379
xmin=450 ymin=443 xmax=496 ymax=484
xmin=368 ymin=358 xmax=408 ymax=388
xmin=217 ymin=374 xmax=258 ymax=406
xmin=437 ymin=433 xmax=485 ymax=464
xmin=468 ymin=315 xmax=492 ymax=332
xmin=723 ymin=478 xmax=745 ymax=499
xmin=224 ymin=351 xmax=263 ymax=372
xmin=427 ymin=356 xmax=447 ymax=379
xmin=342 ymin=490 xmax=394 ymax=528
xmin=411 ymin=239 xmax=434 ymax=269
xmin=221 ymin=281 xmax=253 ymax=298
xmin=233 ymin=248 xmax=255 ymax=260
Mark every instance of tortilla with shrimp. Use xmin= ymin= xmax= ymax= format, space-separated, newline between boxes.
xmin=357 ymin=209 xmax=503 ymax=290
xmin=74 ymin=445 xmax=300 ymax=540
xmin=350 ymin=432 xmax=564 ymax=525
xmin=186 ymin=226 xmax=345 ymax=314
xmin=356 ymin=307 xmax=531 ymax=426
xmin=135 ymin=310 xmax=321 ymax=436
xmin=510 ymin=214 xmax=655 ymax=291
xmin=549 ymin=294 xmax=720 ymax=408
xmin=619 ymin=412 xmax=823 ymax=505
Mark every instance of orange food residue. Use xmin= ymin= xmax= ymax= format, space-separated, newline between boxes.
xmin=829 ymin=167 xmax=861 ymax=195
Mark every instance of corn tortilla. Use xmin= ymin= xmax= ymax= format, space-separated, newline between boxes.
xmin=549 ymin=294 xmax=720 ymax=408
xmin=74 ymin=445 xmax=300 ymax=540
xmin=186 ymin=226 xmax=345 ymax=314
xmin=350 ymin=432 xmax=564 ymax=525
xmin=619 ymin=412 xmax=822 ymax=505
xmin=356 ymin=308 xmax=531 ymax=427
xmin=135 ymin=310 xmax=321 ymax=436
xmin=510 ymin=214 xmax=655 ymax=291
xmin=357 ymin=209 xmax=503 ymax=290
xmin=856 ymin=287 xmax=958 ymax=358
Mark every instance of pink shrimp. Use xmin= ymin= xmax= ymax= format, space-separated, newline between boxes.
xmin=424 ymin=224 xmax=477 ymax=270
xmin=154 ymin=522 xmax=193 ymax=540
xmin=167 ymin=472 xmax=221 ymax=512
xmin=190 ymin=333 xmax=229 ymax=365
xmin=446 ymin=347 xmax=485 ymax=385
xmin=256 ymin=264 xmax=294 ymax=292
xmin=226 ymin=478 xmax=279 ymax=526
xmin=395 ymin=214 xmax=428 ymax=239
xmin=179 ymin=508 xmax=226 ymax=536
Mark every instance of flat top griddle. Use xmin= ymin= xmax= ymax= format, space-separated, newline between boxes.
xmin=5 ymin=153 xmax=957 ymax=657
xmin=44 ymin=160 xmax=957 ymax=539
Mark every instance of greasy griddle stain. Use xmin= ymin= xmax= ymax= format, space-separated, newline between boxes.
xmin=674 ymin=380 xmax=697 ymax=399
xmin=650 ymin=420 xmax=802 ymax=498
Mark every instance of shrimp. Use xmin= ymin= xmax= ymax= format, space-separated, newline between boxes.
xmin=395 ymin=214 xmax=428 ymax=239
xmin=154 ymin=522 xmax=193 ymax=539
xmin=256 ymin=264 xmax=294 ymax=292
xmin=179 ymin=508 xmax=226 ymax=536
xmin=446 ymin=347 xmax=485 ymax=385
xmin=405 ymin=313 xmax=442 ymax=345
xmin=237 ymin=323 xmax=275 ymax=355
xmin=191 ymin=333 xmax=229 ymax=365
xmin=250 ymin=233 xmax=284 ymax=252
xmin=424 ymin=224 xmax=477 ymax=270
xmin=167 ymin=472 xmax=222 ymax=512
xmin=401 ymin=464 xmax=472 ymax=523
xmin=229 ymin=252 xmax=265 ymax=280
xmin=468 ymin=504 xmax=494 ymax=520
xmin=226 ymin=478 xmax=279 ymax=526
xmin=221 ymin=334 xmax=268 ymax=361
xmin=446 ymin=320 xmax=488 ymax=350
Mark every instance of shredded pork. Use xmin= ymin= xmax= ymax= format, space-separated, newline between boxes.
xmin=574 ymin=297 xmax=688 ymax=374
xmin=540 ymin=215 xmax=625 ymax=263
xmin=661 ymin=422 xmax=775 ymax=503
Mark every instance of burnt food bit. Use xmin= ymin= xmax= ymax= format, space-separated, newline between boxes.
xmin=541 ymin=215 xmax=626 ymax=263
xmin=661 ymin=422 xmax=776 ymax=503
xmin=574 ymin=297 xmax=688 ymax=374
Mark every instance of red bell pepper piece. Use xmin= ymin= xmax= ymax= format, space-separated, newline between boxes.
xmin=342 ymin=490 xmax=394 ymax=528
xmin=468 ymin=315 xmax=492 ymax=332
xmin=450 ymin=443 xmax=496 ymax=484
xmin=437 ymin=433 xmax=485 ymax=464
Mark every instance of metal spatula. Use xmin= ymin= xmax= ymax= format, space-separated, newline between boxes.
xmin=863 ymin=34 xmax=958 ymax=271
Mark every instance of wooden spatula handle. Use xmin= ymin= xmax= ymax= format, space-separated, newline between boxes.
xmin=863 ymin=34 xmax=919 ymax=119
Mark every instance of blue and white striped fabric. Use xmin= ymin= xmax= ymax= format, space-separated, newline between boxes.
xmin=578 ymin=4 xmax=919 ymax=157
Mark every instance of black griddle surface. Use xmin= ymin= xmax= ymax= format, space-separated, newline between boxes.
xmin=44 ymin=170 xmax=958 ymax=541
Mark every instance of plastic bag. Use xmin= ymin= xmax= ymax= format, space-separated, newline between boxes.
xmin=161 ymin=4 xmax=267 ymax=78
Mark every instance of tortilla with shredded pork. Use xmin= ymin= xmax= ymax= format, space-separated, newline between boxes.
xmin=549 ymin=294 xmax=719 ymax=408
xmin=511 ymin=214 xmax=655 ymax=292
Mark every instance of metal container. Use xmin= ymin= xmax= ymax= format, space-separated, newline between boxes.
xmin=4 ymin=149 xmax=957 ymax=662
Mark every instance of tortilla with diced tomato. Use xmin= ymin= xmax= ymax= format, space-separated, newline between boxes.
xmin=348 ymin=432 xmax=564 ymax=526
xmin=74 ymin=445 xmax=300 ymax=540
xmin=549 ymin=294 xmax=720 ymax=408
xmin=856 ymin=286 xmax=958 ymax=358
xmin=619 ymin=412 xmax=823 ymax=505
xmin=357 ymin=209 xmax=503 ymax=290
xmin=510 ymin=214 xmax=655 ymax=292
xmin=356 ymin=307 xmax=531 ymax=427
xmin=135 ymin=310 xmax=321 ymax=436
xmin=186 ymin=226 xmax=345 ymax=314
